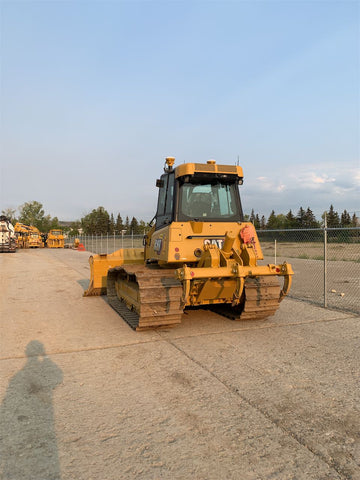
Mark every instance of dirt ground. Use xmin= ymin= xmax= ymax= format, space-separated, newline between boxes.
xmin=0 ymin=248 xmax=359 ymax=480
xmin=261 ymin=242 xmax=359 ymax=263
xmin=262 ymin=256 xmax=360 ymax=314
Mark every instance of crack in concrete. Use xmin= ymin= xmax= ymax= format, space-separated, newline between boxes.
xmin=163 ymin=337 xmax=351 ymax=480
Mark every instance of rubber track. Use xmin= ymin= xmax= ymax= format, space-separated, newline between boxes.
xmin=107 ymin=265 xmax=183 ymax=331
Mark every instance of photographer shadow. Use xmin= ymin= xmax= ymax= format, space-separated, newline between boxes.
xmin=0 ymin=341 xmax=63 ymax=480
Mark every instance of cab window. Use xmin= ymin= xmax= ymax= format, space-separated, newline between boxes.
xmin=178 ymin=179 xmax=243 ymax=222
xmin=155 ymin=172 xmax=174 ymax=230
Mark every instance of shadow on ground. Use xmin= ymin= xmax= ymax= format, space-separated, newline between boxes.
xmin=77 ymin=279 xmax=90 ymax=291
xmin=0 ymin=341 xmax=63 ymax=480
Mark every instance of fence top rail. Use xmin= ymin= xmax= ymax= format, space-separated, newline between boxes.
xmin=324 ymin=227 xmax=360 ymax=232
xmin=69 ymin=227 xmax=359 ymax=237
xmin=72 ymin=233 xmax=145 ymax=237
xmin=257 ymin=227 xmax=360 ymax=233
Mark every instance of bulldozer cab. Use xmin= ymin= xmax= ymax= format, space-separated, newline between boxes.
xmin=155 ymin=160 xmax=244 ymax=230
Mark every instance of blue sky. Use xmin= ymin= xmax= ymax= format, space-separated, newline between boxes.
xmin=1 ymin=0 xmax=359 ymax=222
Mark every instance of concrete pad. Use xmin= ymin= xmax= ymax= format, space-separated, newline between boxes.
xmin=1 ymin=248 xmax=359 ymax=479
xmin=166 ymin=317 xmax=360 ymax=479
xmin=0 ymin=249 xmax=160 ymax=360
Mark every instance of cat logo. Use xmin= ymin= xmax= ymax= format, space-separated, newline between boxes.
xmin=204 ymin=239 xmax=224 ymax=249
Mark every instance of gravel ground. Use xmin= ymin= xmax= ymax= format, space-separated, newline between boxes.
xmin=267 ymin=258 xmax=359 ymax=315
xmin=0 ymin=248 xmax=359 ymax=480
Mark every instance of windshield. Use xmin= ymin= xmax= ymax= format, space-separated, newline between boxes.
xmin=178 ymin=180 xmax=243 ymax=221
xmin=51 ymin=231 xmax=62 ymax=236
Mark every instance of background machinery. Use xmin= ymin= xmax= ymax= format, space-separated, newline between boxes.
xmin=14 ymin=223 xmax=44 ymax=248
xmin=85 ymin=157 xmax=293 ymax=330
xmin=14 ymin=223 xmax=30 ymax=249
xmin=47 ymin=229 xmax=64 ymax=248
xmin=0 ymin=216 xmax=17 ymax=253
xmin=28 ymin=225 xmax=44 ymax=248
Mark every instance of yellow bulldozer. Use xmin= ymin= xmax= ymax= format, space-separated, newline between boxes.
xmin=47 ymin=229 xmax=64 ymax=248
xmin=85 ymin=157 xmax=293 ymax=330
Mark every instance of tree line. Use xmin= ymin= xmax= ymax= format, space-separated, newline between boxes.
xmin=1 ymin=201 xmax=60 ymax=232
xmin=2 ymin=202 xmax=358 ymax=236
xmin=246 ymin=205 xmax=358 ymax=230
xmin=79 ymin=206 xmax=148 ymax=235
xmin=77 ymin=204 xmax=359 ymax=235
xmin=0 ymin=202 xmax=149 ymax=236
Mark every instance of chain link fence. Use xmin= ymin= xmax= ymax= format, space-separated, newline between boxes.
xmin=257 ymin=227 xmax=359 ymax=314
xmin=68 ymin=233 xmax=144 ymax=253
xmin=68 ymin=227 xmax=359 ymax=315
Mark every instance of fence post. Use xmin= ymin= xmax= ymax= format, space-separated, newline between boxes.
xmin=324 ymin=214 xmax=327 ymax=308
xmin=106 ymin=233 xmax=109 ymax=254
xmin=274 ymin=239 xmax=277 ymax=264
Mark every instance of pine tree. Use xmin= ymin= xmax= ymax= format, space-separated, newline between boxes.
xmin=340 ymin=210 xmax=351 ymax=226
xmin=351 ymin=213 xmax=359 ymax=227
xmin=115 ymin=214 xmax=124 ymax=233
xmin=266 ymin=210 xmax=277 ymax=229
xmin=254 ymin=214 xmax=261 ymax=229
xmin=327 ymin=205 xmax=340 ymax=228
xmin=285 ymin=209 xmax=297 ymax=229
xmin=296 ymin=207 xmax=306 ymax=227
xmin=260 ymin=215 xmax=266 ymax=230
xmin=303 ymin=207 xmax=318 ymax=228
xmin=109 ymin=213 xmax=115 ymax=234
xmin=125 ymin=216 xmax=130 ymax=234
xmin=130 ymin=216 xmax=139 ymax=234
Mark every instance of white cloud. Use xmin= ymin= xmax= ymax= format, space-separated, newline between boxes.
xmin=255 ymin=176 xmax=286 ymax=192
xmin=244 ymin=161 xmax=359 ymax=217
xmin=287 ymin=163 xmax=359 ymax=194
xmin=290 ymin=171 xmax=337 ymax=190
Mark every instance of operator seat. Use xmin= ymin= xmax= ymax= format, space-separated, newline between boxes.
xmin=189 ymin=193 xmax=211 ymax=218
